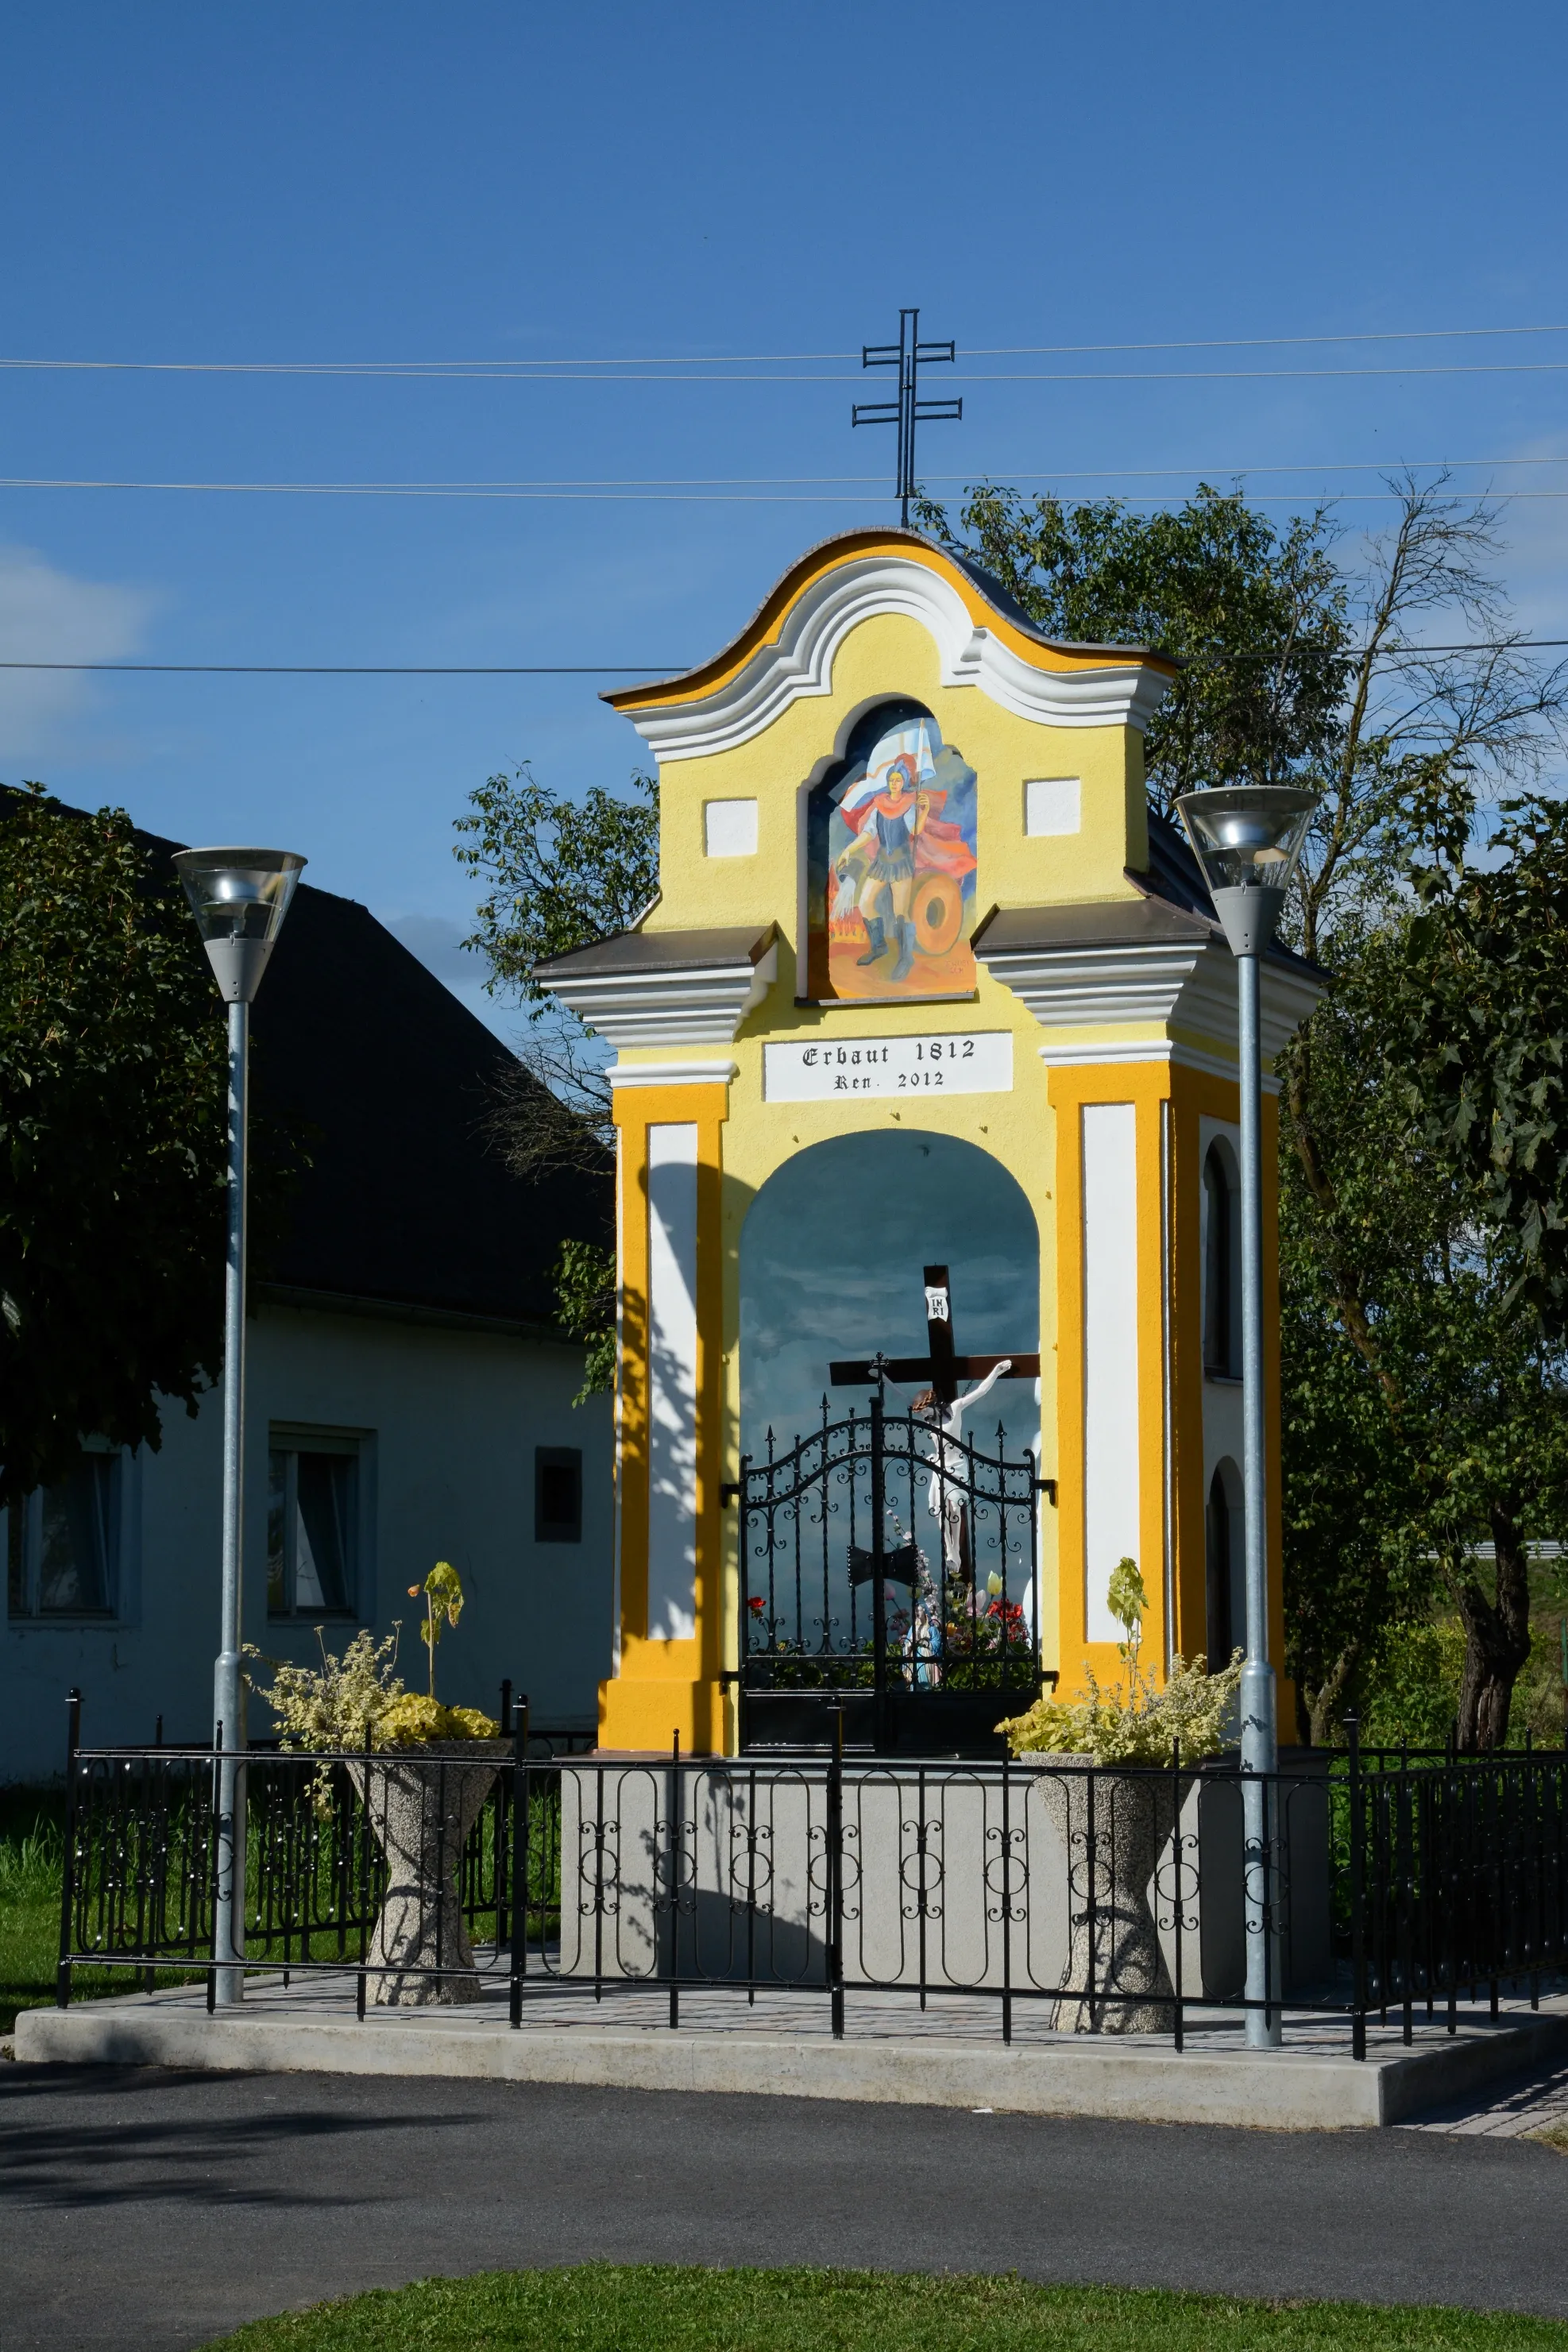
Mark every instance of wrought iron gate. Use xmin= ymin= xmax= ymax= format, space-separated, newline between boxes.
xmin=735 ymin=1392 xmax=1047 ymax=1754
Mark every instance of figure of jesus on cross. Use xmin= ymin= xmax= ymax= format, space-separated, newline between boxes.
xmin=829 ymin=1265 xmax=1041 ymax=1595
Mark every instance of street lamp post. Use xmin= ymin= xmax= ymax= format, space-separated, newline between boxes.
xmin=173 ymin=848 xmax=306 ymax=2008
xmin=1174 ymin=786 xmax=1315 ymax=2052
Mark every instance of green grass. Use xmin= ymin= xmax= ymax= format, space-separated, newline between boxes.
xmin=194 ymin=2266 xmax=1568 ymax=2352
xmin=0 ymin=1786 xmax=208 ymax=2033
xmin=0 ymin=1790 xmax=68 ymax=2033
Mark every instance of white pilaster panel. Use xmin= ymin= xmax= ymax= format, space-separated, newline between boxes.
xmin=1082 ymin=1102 xmax=1141 ymax=1643
xmin=647 ymin=1123 xmax=699 ymax=1642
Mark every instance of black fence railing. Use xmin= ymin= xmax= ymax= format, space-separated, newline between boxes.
xmin=55 ymin=1696 xmax=1568 ymax=2056
xmin=736 ymin=1393 xmax=1047 ymax=1752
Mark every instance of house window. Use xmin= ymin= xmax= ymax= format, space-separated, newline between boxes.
xmin=268 ymin=1430 xmax=365 ymax=1618
xmin=7 ymin=1446 xmax=122 ymax=1619
xmin=1203 ymin=1139 xmax=1242 ymax=1377
xmin=535 ymin=1447 xmax=583 ymax=1543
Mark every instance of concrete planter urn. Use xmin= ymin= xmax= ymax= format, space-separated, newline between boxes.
xmin=349 ymin=1740 xmax=509 ymax=2006
xmin=1026 ymin=1755 xmax=1194 ymax=2034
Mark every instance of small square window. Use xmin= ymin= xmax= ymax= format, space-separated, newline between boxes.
xmin=535 ymin=1447 xmax=583 ymax=1543
xmin=1025 ymin=777 xmax=1081 ymax=837
xmin=268 ymin=1430 xmax=365 ymax=1618
xmin=7 ymin=1448 xmax=122 ymax=1619
xmin=703 ymin=799 xmax=758 ymax=858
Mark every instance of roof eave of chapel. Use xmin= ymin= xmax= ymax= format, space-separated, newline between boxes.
xmin=601 ymin=527 xmax=1181 ymax=717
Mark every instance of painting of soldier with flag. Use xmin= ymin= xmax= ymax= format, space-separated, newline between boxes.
xmin=805 ymin=702 xmax=979 ymax=1002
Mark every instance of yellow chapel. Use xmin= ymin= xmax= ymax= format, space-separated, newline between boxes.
xmin=538 ymin=528 xmax=1323 ymax=1756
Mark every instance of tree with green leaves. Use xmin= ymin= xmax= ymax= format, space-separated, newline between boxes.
xmin=454 ymin=763 xmax=656 ymax=1394
xmin=0 ymin=786 xmax=229 ymax=1506
xmin=1278 ymin=882 xmax=1568 ymax=1746
xmin=454 ymin=762 xmax=657 ymax=1188
xmin=914 ymin=478 xmax=1351 ymax=820
xmin=924 ymin=474 xmax=1568 ymax=1745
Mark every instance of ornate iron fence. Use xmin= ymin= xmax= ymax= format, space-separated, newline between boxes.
xmin=53 ymin=1694 xmax=1568 ymax=2054
xmin=735 ymin=1392 xmax=1047 ymax=1752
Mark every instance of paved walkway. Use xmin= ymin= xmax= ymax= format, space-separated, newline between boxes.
xmin=47 ymin=1954 xmax=1560 ymax=2059
xmin=1404 ymin=2049 xmax=1568 ymax=2138
xmin=6 ymin=2053 xmax=1568 ymax=2352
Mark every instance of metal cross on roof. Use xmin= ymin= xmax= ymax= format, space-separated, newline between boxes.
xmin=852 ymin=307 xmax=962 ymax=527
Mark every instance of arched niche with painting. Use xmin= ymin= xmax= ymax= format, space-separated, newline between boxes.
xmin=802 ymin=699 xmax=978 ymax=1004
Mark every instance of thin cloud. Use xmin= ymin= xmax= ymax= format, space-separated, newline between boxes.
xmin=0 ymin=543 xmax=160 ymax=757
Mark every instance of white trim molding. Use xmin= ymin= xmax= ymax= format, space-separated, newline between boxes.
xmin=646 ymin=1122 xmax=699 ymax=1643
xmin=607 ymin=1058 xmax=738 ymax=1091
xmin=620 ymin=556 xmax=1173 ymax=763
xmin=1037 ymin=1038 xmax=1282 ymax=1095
xmin=1081 ymin=1101 xmax=1141 ymax=1645
xmin=545 ymin=944 xmax=778 ymax=1050
xmin=983 ymin=933 xmax=1323 ymax=1067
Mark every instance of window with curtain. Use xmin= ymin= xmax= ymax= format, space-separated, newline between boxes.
xmin=267 ymin=1431 xmax=363 ymax=1618
xmin=7 ymin=1449 xmax=121 ymax=1618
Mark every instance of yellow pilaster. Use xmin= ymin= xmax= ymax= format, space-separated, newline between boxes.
xmin=602 ymin=1080 xmax=731 ymax=1753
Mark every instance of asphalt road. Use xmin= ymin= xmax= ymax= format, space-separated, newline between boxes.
xmin=5 ymin=2063 xmax=1568 ymax=2352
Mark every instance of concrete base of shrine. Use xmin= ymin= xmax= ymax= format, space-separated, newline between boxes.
xmin=17 ymin=1976 xmax=1568 ymax=2132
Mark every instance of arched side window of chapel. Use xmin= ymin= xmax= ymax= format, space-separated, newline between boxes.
xmin=803 ymin=699 xmax=978 ymax=1005
xmin=1203 ymin=1139 xmax=1242 ymax=1378
xmin=1206 ymin=1458 xmax=1246 ymax=1665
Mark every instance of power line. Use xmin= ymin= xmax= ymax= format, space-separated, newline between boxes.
xmin=0 ymin=454 xmax=1565 ymax=493
xmin=3 ymin=322 xmax=1567 ymax=374
xmin=3 ymin=475 xmax=1568 ymax=504
xmin=6 ymin=642 xmax=1568 ymax=675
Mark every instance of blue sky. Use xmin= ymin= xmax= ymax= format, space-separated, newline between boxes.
xmin=3 ymin=2 xmax=1566 ymax=1032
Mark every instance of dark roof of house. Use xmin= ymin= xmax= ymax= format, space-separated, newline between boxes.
xmin=56 ymin=793 xmax=612 ymax=1332
xmin=245 ymin=879 xmax=610 ymax=1330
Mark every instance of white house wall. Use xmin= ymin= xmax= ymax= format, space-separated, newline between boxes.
xmin=0 ymin=1303 xmax=613 ymax=1780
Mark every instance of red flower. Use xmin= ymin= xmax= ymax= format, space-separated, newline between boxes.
xmin=747 ymin=1595 xmax=765 ymax=1613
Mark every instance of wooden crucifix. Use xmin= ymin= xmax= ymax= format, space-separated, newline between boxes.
xmin=828 ymin=1264 xmax=1041 ymax=1405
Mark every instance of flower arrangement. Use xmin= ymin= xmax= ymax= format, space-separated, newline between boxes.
xmin=247 ymin=1562 xmax=498 ymax=1809
xmin=996 ymin=1556 xmax=1242 ymax=1765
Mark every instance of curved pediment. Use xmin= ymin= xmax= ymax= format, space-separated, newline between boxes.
xmin=605 ymin=528 xmax=1178 ymax=763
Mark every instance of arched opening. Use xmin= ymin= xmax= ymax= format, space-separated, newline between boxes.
xmin=740 ymin=1129 xmax=1039 ymax=1461
xmin=1203 ymin=1138 xmax=1242 ymax=1377
xmin=803 ymin=699 xmax=978 ymax=1003
xmin=1206 ymin=1457 xmax=1246 ymax=1666
xmin=738 ymin=1130 xmax=1042 ymax=1748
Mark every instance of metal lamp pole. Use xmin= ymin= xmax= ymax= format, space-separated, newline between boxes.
xmin=1175 ymin=786 xmax=1315 ymax=2053
xmin=173 ymin=848 xmax=305 ymax=2006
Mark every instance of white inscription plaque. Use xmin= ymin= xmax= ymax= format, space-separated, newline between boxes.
xmin=763 ymin=1031 xmax=1014 ymax=1102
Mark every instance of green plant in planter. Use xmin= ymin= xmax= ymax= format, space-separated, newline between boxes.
xmin=997 ymin=1557 xmax=1243 ymax=1764
xmin=408 ymin=1559 xmax=465 ymax=1697
xmin=249 ymin=1566 xmax=498 ymax=1813
xmin=247 ymin=1626 xmax=407 ymax=1757
xmin=384 ymin=1559 xmax=498 ymax=1743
